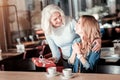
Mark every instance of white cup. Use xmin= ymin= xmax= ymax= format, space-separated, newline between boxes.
xmin=47 ymin=67 xmax=56 ymax=76
xmin=62 ymin=68 xmax=72 ymax=78
xmin=16 ymin=44 xmax=25 ymax=53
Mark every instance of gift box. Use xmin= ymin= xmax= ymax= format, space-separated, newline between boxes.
xmin=32 ymin=57 xmax=56 ymax=68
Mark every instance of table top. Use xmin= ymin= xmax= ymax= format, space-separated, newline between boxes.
xmin=13 ymin=41 xmax=40 ymax=47
xmin=8 ymin=47 xmax=35 ymax=52
xmin=101 ymin=47 xmax=120 ymax=62
xmin=0 ymin=52 xmax=21 ymax=61
xmin=0 ymin=71 xmax=120 ymax=80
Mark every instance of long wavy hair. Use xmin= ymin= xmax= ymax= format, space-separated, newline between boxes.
xmin=41 ymin=4 xmax=65 ymax=35
xmin=78 ymin=15 xmax=101 ymax=56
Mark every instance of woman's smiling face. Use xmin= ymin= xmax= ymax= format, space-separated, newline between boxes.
xmin=50 ymin=12 xmax=63 ymax=28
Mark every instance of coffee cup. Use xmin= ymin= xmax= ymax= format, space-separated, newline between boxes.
xmin=62 ymin=68 xmax=72 ymax=78
xmin=47 ymin=67 xmax=56 ymax=76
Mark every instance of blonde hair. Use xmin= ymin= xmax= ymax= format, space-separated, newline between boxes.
xmin=41 ymin=4 xmax=65 ymax=35
xmin=79 ymin=15 xmax=101 ymax=55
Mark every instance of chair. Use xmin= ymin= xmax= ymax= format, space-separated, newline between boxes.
xmin=14 ymin=58 xmax=36 ymax=71
xmin=96 ymin=65 xmax=120 ymax=74
xmin=0 ymin=58 xmax=36 ymax=71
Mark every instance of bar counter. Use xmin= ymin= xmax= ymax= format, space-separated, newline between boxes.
xmin=0 ymin=71 xmax=120 ymax=80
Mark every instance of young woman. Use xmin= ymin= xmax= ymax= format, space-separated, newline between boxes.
xmin=41 ymin=4 xmax=101 ymax=68
xmin=69 ymin=15 xmax=101 ymax=73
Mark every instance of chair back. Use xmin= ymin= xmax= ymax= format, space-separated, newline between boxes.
xmin=1 ymin=58 xmax=36 ymax=71
xmin=96 ymin=65 xmax=120 ymax=74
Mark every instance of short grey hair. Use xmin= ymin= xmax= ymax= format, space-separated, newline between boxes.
xmin=41 ymin=4 xmax=65 ymax=35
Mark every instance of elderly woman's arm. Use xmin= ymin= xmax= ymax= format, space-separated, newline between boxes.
xmin=92 ymin=38 xmax=101 ymax=52
xmin=45 ymin=36 xmax=61 ymax=63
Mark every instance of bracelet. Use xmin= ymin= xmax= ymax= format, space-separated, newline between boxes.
xmin=77 ymin=54 xmax=83 ymax=59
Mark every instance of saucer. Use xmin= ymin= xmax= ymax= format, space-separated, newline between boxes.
xmin=46 ymin=72 xmax=60 ymax=77
xmin=61 ymin=73 xmax=74 ymax=79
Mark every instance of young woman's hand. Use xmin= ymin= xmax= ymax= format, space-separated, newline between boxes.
xmin=72 ymin=43 xmax=81 ymax=54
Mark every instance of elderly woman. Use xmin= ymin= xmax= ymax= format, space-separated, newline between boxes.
xmin=41 ymin=4 xmax=101 ymax=69
xmin=69 ymin=15 xmax=101 ymax=73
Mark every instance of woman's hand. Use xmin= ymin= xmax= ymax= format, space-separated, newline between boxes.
xmin=69 ymin=43 xmax=81 ymax=64
xmin=92 ymin=38 xmax=101 ymax=52
xmin=72 ymin=43 xmax=81 ymax=54
xmin=48 ymin=57 xmax=57 ymax=63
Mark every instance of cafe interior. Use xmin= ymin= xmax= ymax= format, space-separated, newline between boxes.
xmin=0 ymin=0 xmax=120 ymax=80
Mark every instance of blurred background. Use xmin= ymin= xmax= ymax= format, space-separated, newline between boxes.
xmin=0 ymin=0 xmax=119 ymax=52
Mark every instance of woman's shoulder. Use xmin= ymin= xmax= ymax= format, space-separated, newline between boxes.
xmin=64 ymin=16 xmax=76 ymax=30
xmin=73 ymin=37 xmax=81 ymax=44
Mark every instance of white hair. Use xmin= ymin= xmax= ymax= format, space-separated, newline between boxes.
xmin=41 ymin=4 xmax=65 ymax=35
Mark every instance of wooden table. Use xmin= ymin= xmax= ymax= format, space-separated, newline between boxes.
xmin=0 ymin=71 xmax=120 ymax=80
xmin=13 ymin=41 xmax=40 ymax=48
xmin=1 ymin=47 xmax=36 ymax=61
xmin=100 ymin=47 xmax=120 ymax=62
xmin=8 ymin=48 xmax=36 ymax=53
xmin=1 ymin=52 xmax=21 ymax=61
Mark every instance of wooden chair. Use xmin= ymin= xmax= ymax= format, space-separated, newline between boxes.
xmin=0 ymin=58 xmax=36 ymax=71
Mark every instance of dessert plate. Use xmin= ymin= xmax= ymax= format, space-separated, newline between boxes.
xmin=61 ymin=73 xmax=74 ymax=79
xmin=46 ymin=72 xmax=60 ymax=77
